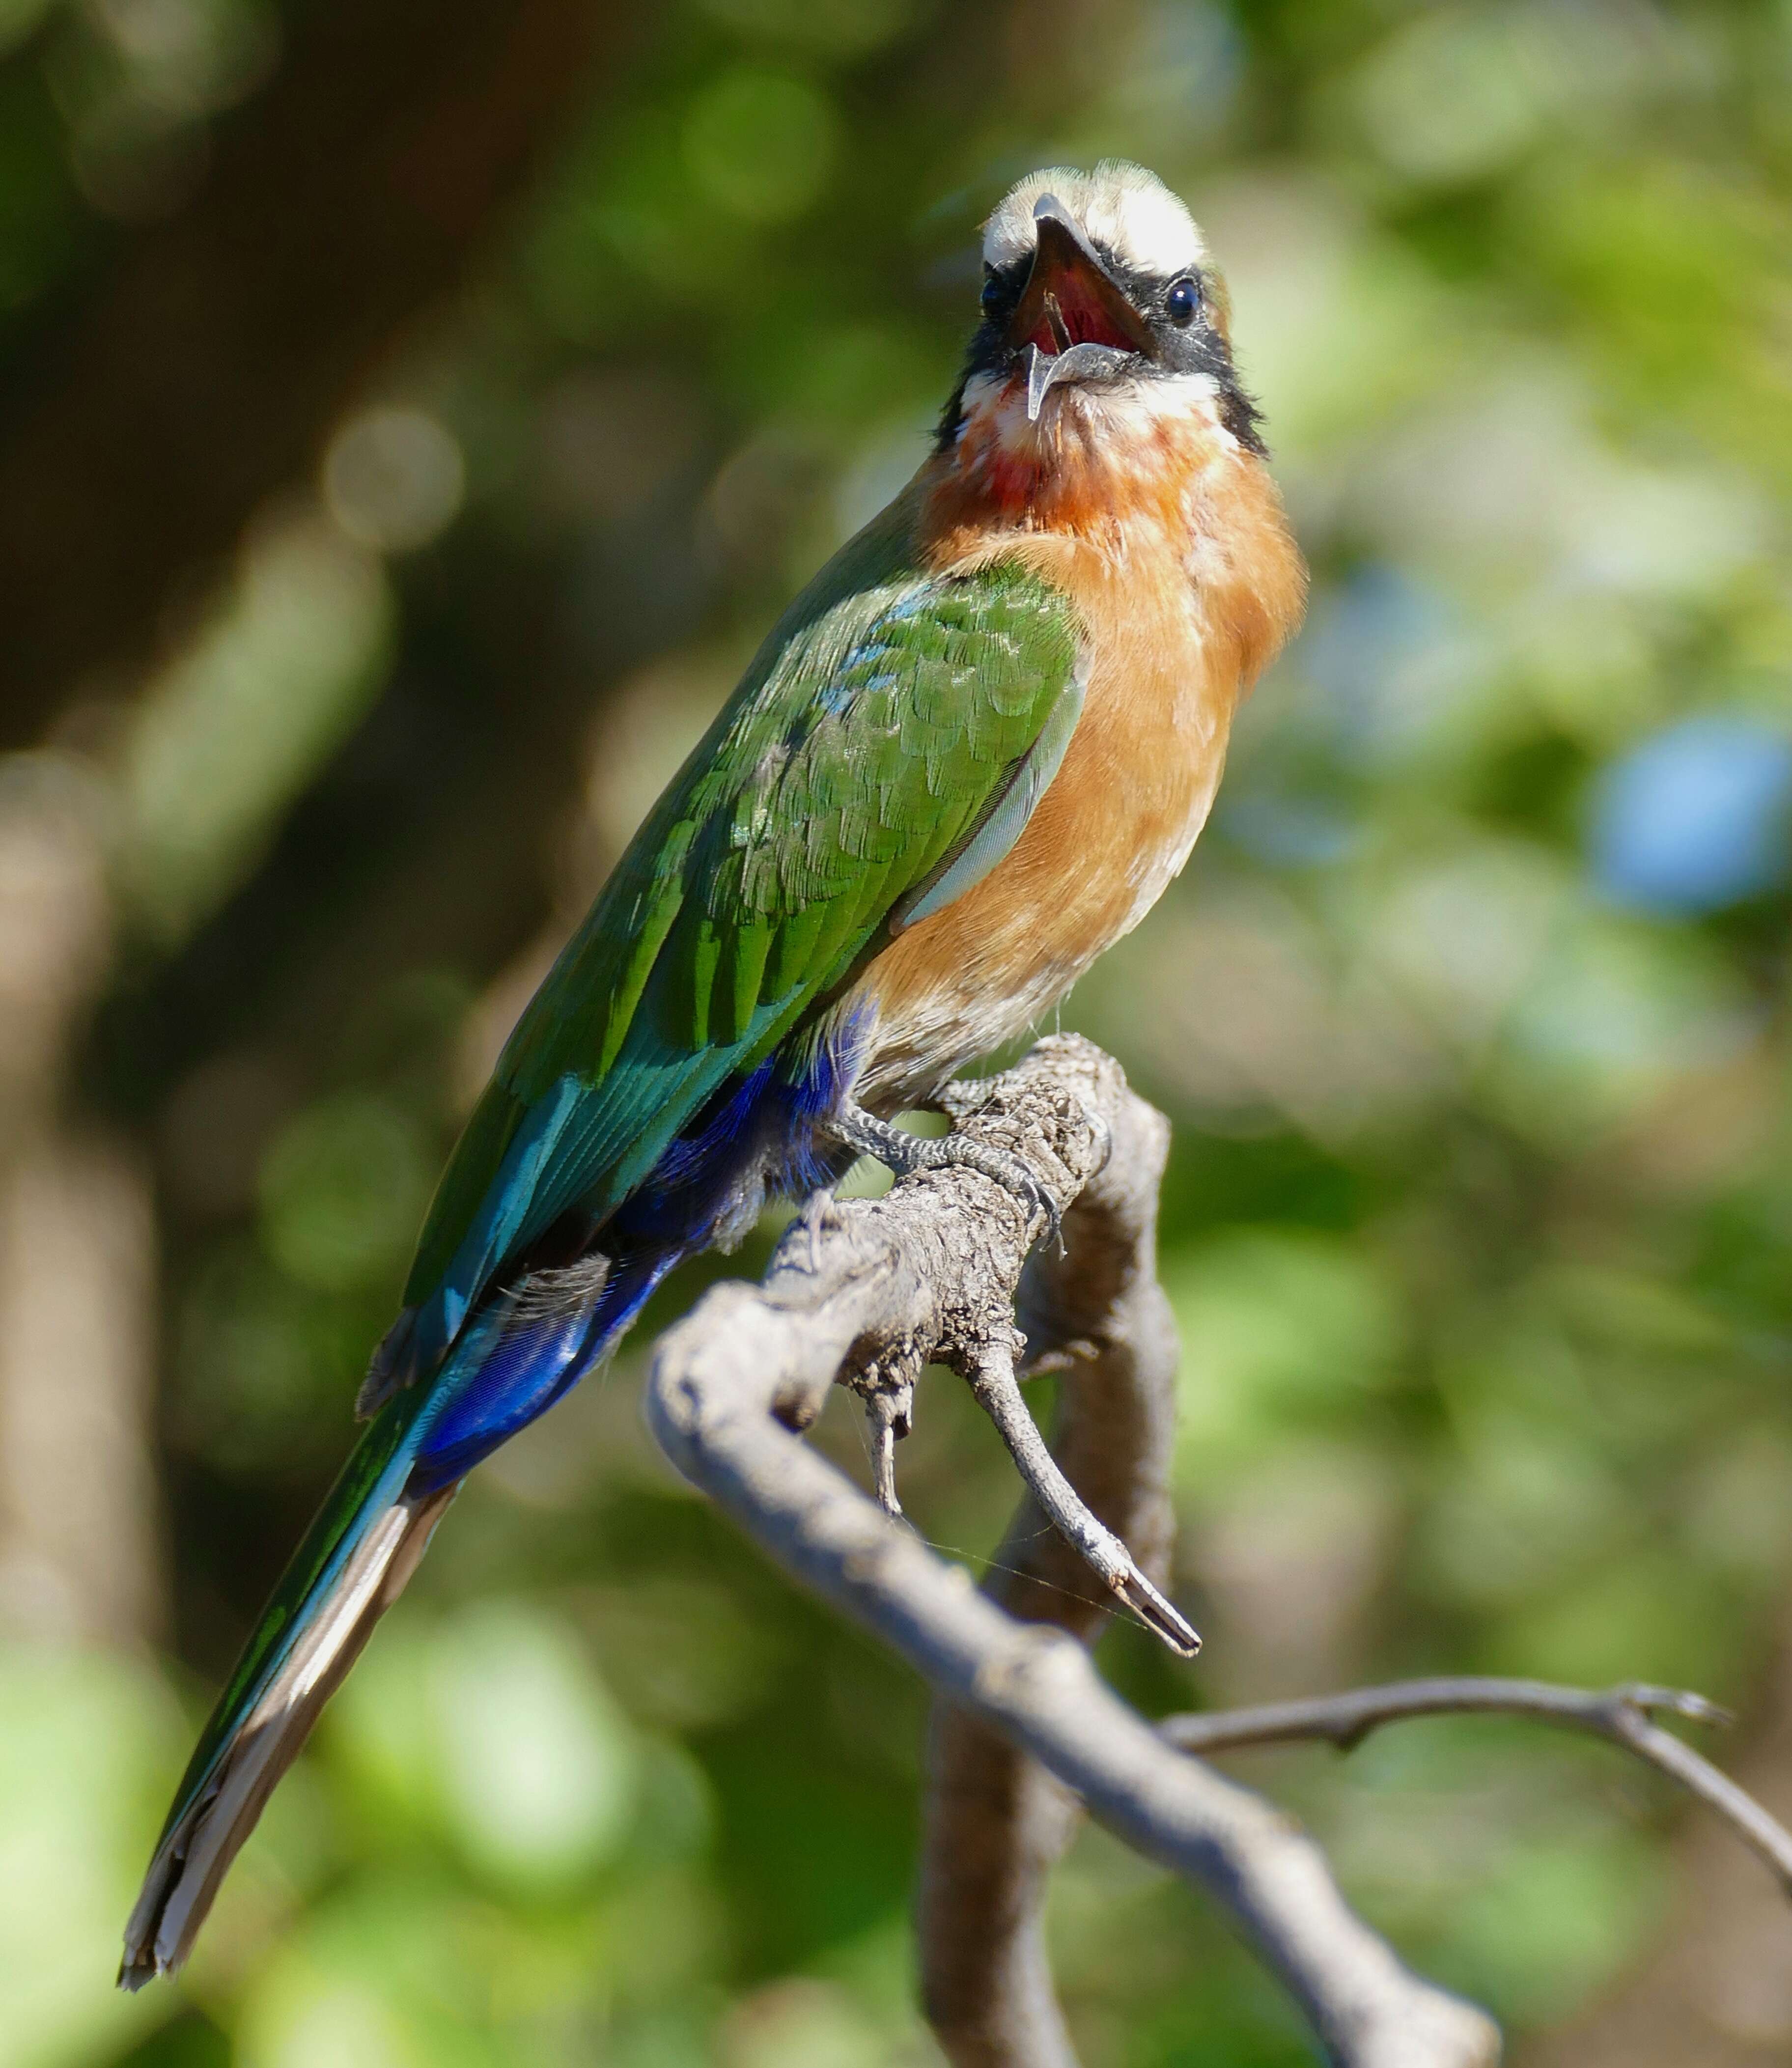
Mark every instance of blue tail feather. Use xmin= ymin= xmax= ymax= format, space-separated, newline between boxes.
xmin=409 ymin=1250 xmax=676 ymax=1491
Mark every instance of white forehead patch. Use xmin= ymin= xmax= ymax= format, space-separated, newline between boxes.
xmin=981 ymin=161 xmax=1205 ymax=280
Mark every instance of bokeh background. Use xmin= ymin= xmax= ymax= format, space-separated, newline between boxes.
xmin=2 ymin=0 xmax=1791 ymax=2062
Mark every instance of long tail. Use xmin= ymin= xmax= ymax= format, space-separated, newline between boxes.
xmin=119 ymin=1388 xmax=451 ymax=1989
xmin=119 ymin=1240 xmax=684 ymax=1990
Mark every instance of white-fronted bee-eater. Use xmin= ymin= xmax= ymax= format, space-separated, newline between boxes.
xmin=122 ymin=159 xmax=1307 ymax=1988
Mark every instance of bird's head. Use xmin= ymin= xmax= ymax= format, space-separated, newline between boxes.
xmin=938 ymin=162 xmax=1264 ymax=515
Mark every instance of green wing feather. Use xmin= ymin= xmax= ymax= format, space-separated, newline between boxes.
xmin=403 ymin=510 xmax=1083 ymax=1351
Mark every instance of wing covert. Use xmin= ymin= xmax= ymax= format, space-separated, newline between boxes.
xmin=400 ymin=547 xmax=1083 ymax=1363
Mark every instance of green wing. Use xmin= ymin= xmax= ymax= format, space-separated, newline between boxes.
xmin=402 ymin=515 xmax=1083 ymax=1356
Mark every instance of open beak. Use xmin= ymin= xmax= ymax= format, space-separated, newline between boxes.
xmin=1004 ymin=194 xmax=1153 ymax=421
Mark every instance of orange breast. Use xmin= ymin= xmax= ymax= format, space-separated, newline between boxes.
xmin=846 ymin=397 xmax=1306 ymax=1108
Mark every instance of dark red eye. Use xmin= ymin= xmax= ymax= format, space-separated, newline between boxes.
xmin=980 ymin=270 xmax=1003 ymax=318
xmin=1166 ymin=276 xmax=1200 ymax=324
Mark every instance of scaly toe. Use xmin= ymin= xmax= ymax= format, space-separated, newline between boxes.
xmin=939 ymin=1136 xmax=1062 ymax=1255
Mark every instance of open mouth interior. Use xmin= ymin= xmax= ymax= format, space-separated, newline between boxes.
xmin=1023 ymin=275 xmax=1140 ymax=358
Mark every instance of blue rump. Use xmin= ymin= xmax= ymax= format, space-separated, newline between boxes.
xmin=406 ymin=1021 xmax=866 ymax=1492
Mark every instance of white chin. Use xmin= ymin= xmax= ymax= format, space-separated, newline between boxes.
xmin=962 ymin=367 xmax=1222 ymax=445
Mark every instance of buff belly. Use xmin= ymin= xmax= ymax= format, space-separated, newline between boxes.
xmin=844 ymin=696 xmax=1231 ymax=1112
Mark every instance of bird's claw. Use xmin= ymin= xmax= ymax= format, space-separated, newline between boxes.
xmin=925 ymin=1129 xmax=1063 ymax=1255
xmin=999 ymin=1147 xmax=1064 ymax=1257
xmin=825 ymin=1101 xmax=1064 ymax=1256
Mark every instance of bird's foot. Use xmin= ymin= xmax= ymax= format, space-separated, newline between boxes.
xmin=825 ymin=1100 xmax=1063 ymax=1255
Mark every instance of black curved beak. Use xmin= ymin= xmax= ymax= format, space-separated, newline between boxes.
xmin=1004 ymin=194 xmax=1153 ymax=420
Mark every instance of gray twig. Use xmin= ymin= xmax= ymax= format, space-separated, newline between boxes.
xmin=963 ymin=1339 xmax=1200 ymax=1658
xmin=865 ymin=1385 xmax=904 ymax=1519
xmin=1164 ymin=1677 xmax=1792 ymax=1898
xmin=644 ymin=1036 xmax=1500 ymax=2068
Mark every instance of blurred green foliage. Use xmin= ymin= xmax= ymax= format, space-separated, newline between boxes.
xmin=2 ymin=0 xmax=1792 ymax=2062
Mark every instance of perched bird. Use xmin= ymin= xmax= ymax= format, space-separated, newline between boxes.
xmin=121 ymin=159 xmax=1306 ymax=1988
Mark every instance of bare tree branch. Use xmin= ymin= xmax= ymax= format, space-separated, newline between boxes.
xmin=919 ymin=1064 xmax=1182 ymax=2068
xmin=644 ymin=1036 xmax=1501 ymax=2068
xmin=1163 ymin=1678 xmax=1792 ymax=1899
xmin=1514 ymin=1607 xmax=1792 ymax=2068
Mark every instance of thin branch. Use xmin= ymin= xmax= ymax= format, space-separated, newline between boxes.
xmin=865 ymin=1385 xmax=905 ymax=1518
xmin=963 ymin=1338 xmax=1200 ymax=1657
xmin=1162 ymin=1677 xmax=1792 ymax=1900
xmin=645 ymin=1037 xmax=1500 ymax=2068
